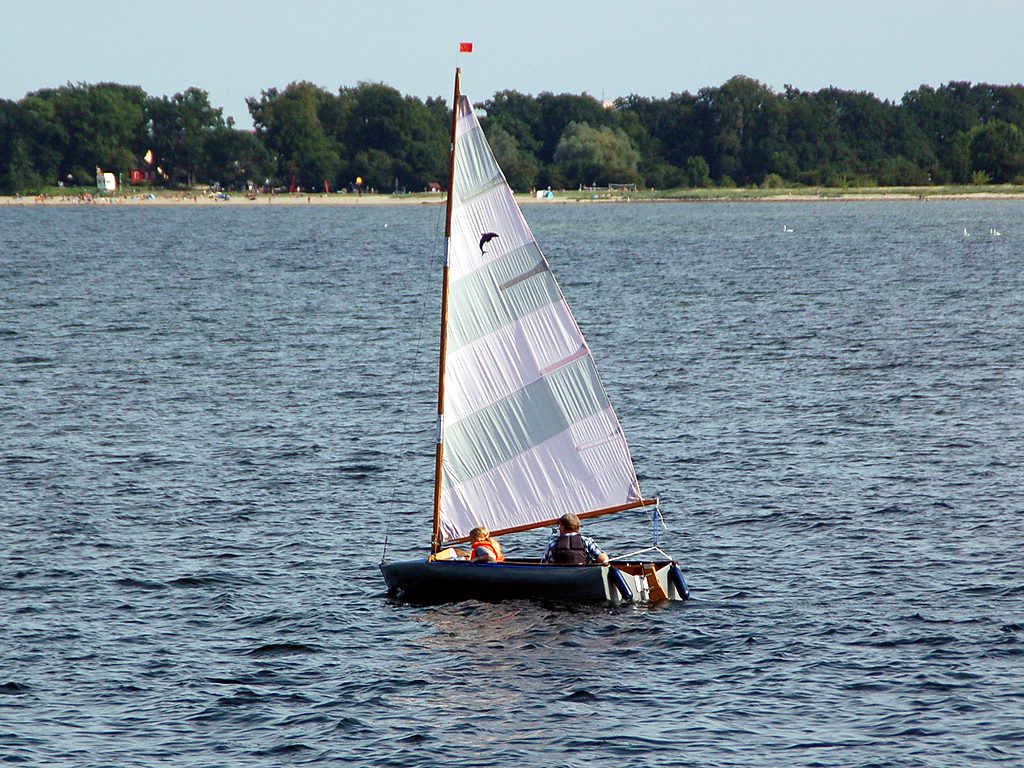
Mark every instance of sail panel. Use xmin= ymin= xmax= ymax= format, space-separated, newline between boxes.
xmin=453 ymin=110 xmax=505 ymax=208
xmin=438 ymin=93 xmax=643 ymax=542
xmin=448 ymin=182 xmax=532 ymax=283
xmin=445 ymin=241 xmax=561 ymax=354
xmin=442 ymin=354 xmax=610 ymax=486
xmin=438 ymin=407 xmax=640 ymax=542
xmin=444 ymin=299 xmax=586 ymax=424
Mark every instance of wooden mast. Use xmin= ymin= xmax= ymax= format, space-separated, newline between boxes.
xmin=431 ymin=67 xmax=461 ymax=553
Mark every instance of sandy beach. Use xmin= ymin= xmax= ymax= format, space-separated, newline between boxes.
xmin=5 ymin=189 xmax=1024 ymax=207
xmin=2 ymin=192 xmax=451 ymax=207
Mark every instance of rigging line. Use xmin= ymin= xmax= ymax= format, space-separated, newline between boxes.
xmin=609 ymin=499 xmax=671 ymax=562
xmin=650 ymin=497 xmax=670 ymax=532
xmin=613 ymin=545 xmax=674 ymax=561
xmin=610 ymin=544 xmax=675 ymax=561
xmin=633 ymin=495 xmax=669 ymax=530
xmin=381 ymin=202 xmax=447 ymax=563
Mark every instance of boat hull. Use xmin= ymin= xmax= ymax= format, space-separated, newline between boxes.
xmin=379 ymin=558 xmax=689 ymax=604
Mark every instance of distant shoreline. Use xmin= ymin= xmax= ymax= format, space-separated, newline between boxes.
xmin=5 ymin=187 xmax=1024 ymax=207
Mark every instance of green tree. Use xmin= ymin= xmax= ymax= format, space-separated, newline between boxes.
xmin=486 ymin=122 xmax=539 ymax=191
xmin=2 ymin=137 xmax=44 ymax=192
xmin=15 ymin=84 xmax=144 ymax=186
xmin=203 ymin=127 xmax=274 ymax=189
xmin=248 ymin=82 xmax=341 ymax=190
xmin=352 ymin=148 xmax=394 ymax=191
xmin=482 ymin=90 xmax=544 ymax=158
xmin=149 ymin=88 xmax=226 ymax=186
xmin=554 ymin=121 xmax=641 ymax=186
xmin=875 ymin=156 xmax=929 ymax=186
xmin=341 ymin=83 xmax=409 ymax=152
xmin=397 ymin=94 xmax=449 ymax=190
xmin=535 ymin=93 xmax=610 ymax=167
xmin=338 ymin=82 xmax=407 ymax=188
xmin=696 ymin=76 xmax=787 ymax=184
xmin=618 ymin=92 xmax=702 ymax=170
xmin=947 ymin=131 xmax=973 ymax=182
xmin=782 ymin=86 xmax=839 ymax=180
xmin=684 ymin=155 xmax=711 ymax=187
xmin=14 ymin=91 xmax=66 ymax=183
xmin=46 ymin=83 xmax=147 ymax=182
xmin=1 ymin=98 xmax=61 ymax=191
xmin=902 ymin=82 xmax=992 ymax=181
xmin=969 ymin=119 xmax=1024 ymax=182
xmin=335 ymin=83 xmax=448 ymax=190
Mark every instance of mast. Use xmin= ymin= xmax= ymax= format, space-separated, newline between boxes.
xmin=431 ymin=67 xmax=461 ymax=553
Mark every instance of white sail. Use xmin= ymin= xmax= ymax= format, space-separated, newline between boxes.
xmin=438 ymin=94 xmax=643 ymax=542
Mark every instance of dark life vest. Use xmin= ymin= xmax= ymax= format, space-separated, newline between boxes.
xmin=552 ymin=532 xmax=588 ymax=564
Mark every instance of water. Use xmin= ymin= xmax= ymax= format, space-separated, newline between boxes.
xmin=3 ymin=200 xmax=1023 ymax=766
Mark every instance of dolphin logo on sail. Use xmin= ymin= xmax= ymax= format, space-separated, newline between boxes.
xmin=478 ymin=232 xmax=499 ymax=254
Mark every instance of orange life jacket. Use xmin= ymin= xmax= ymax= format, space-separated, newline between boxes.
xmin=471 ymin=537 xmax=505 ymax=562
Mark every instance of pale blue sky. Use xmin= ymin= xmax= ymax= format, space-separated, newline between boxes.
xmin=3 ymin=0 xmax=1021 ymax=128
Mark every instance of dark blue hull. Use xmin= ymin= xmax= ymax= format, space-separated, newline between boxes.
xmin=380 ymin=558 xmax=688 ymax=604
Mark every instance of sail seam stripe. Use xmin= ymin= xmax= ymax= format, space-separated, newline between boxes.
xmin=455 ymin=175 xmax=507 ymax=206
xmin=537 ymin=346 xmax=590 ymax=377
xmin=453 ymin=120 xmax=507 ymax=206
xmin=499 ymin=262 xmax=549 ymax=291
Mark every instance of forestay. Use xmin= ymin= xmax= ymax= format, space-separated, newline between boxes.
xmin=438 ymin=94 xmax=645 ymax=543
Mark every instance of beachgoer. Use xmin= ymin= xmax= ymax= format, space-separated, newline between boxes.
xmin=542 ymin=513 xmax=609 ymax=565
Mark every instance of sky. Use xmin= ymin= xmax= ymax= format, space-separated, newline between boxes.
xmin=3 ymin=0 xmax=1022 ymax=129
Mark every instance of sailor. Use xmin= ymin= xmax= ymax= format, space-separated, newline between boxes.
xmin=469 ymin=526 xmax=505 ymax=562
xmin=542 ymin=513 xmax=610 ymax=565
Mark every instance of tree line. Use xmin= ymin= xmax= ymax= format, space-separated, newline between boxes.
xmin=3 ymin=76 xmax=1024 ymax=195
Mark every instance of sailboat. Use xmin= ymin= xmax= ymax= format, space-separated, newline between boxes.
xmin=379 ymin=69 xmax=689 ymax=604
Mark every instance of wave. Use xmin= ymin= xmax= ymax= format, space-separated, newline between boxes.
xmin=246 ymin=643 xmax=321 ymax=657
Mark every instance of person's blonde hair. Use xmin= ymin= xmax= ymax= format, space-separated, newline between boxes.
xmin=469 ymin=526 xmax=489 ymax=541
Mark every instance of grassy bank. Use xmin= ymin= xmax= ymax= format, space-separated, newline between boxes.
xmin=554 ymin=184 xmax=1024 ymax=202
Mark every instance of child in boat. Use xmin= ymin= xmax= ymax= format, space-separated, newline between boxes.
xmin=542 ymin=513 xmax=610 ymax=564
xmin=469 ymin=526 xmax=505 ymax=562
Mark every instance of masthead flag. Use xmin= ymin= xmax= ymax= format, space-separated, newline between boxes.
xmin=459 ymin=42 xmax=473 ymax=53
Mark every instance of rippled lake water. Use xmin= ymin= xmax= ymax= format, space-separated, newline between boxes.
xmin=3 ymin=200 xmax=1024 ymax=766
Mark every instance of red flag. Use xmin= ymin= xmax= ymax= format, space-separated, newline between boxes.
xmin=459 ymin=42 xmax=473 ymax=53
